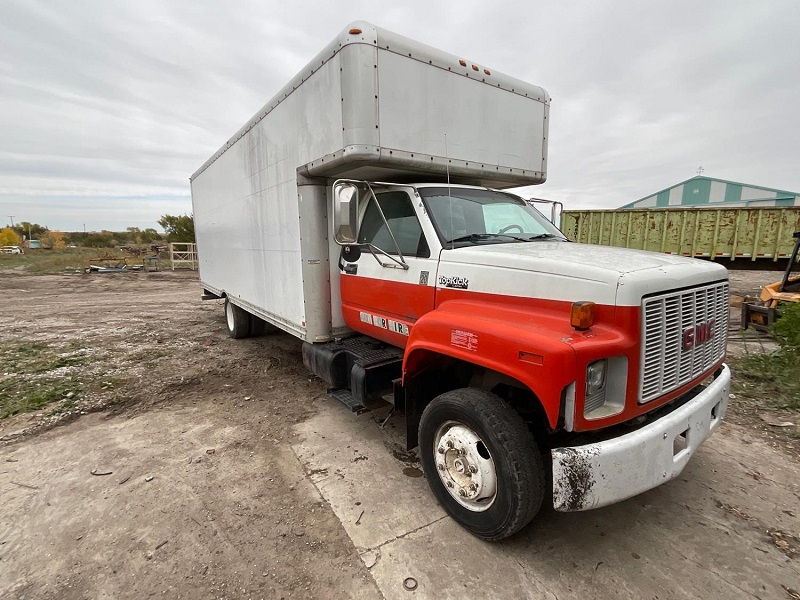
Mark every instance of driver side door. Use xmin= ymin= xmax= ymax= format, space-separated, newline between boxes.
xmin=339 ymin=188 xmax=438 ymax=347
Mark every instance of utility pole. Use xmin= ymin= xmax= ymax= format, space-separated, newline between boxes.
xmin=8 ymin=216 xmax=14 ymax=227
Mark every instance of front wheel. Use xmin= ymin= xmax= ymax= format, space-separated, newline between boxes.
xmin=418 ymin=388 xmax=544 ymax=541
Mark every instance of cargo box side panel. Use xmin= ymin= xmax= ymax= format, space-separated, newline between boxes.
xmin=192 ymin=56 xmax=345 ymax=340
xmin=376 ymin=50 xmax=547 ymax=176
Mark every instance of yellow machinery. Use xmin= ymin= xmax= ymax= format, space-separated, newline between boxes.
xmin=742 ymin=231 xmax=800 ymax=331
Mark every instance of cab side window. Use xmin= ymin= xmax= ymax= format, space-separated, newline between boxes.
xmin=358 ymin=192 xmax=430 ymax=258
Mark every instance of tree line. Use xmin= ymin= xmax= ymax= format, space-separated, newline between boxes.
xmin=0 ymin=215 xmax=195 ymax=248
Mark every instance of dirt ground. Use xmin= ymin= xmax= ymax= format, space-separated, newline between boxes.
xmin=0 ymin=272 xmax=378 ymax=599
xmin=1 ymin=269 xmax=799 ymax=599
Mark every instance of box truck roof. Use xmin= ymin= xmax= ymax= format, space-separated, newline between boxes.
xmin=191 ymin=21 xmax=550 ymax=188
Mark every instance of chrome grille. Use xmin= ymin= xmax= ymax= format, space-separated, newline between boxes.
xmin=640 ymin=281 xmax=728 ymax=403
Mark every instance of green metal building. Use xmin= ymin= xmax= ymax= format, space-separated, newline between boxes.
xmin=620 ymin=176 xmax=800 ymax=209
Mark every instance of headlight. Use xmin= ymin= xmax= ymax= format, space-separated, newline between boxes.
xmin=586 ymin=359 xmax=607 ymax=395
xmin=584 ymin=357 xmax=627 ymax=419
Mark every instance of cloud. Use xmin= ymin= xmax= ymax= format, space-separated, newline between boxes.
xmin=1 ymin=0 xmax=798 ymax=229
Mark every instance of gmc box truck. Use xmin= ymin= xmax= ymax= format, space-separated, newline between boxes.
xmin=190 ymin=22 xmax=731 ymax=540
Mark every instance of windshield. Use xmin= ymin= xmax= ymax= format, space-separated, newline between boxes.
xmin=419 ymin=187 xmax=567 ymax=247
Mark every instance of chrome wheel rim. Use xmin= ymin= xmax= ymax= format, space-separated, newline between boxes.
xmin=433 ymin=420 xmax=497 ymax=512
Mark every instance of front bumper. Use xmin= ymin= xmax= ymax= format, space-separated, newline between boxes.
xmin=551 ymin=364 xmax=730 ymax=512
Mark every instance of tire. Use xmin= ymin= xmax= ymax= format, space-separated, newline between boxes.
xmin=249 ymin=315 xmax=279 ymax=337
xmin=224 ymin=298 xmax=251 ymax=339
xmin=250 ymin=316 xmax=266 ymax=337
xmin=418 ymin=388 xmax=544 ymax=541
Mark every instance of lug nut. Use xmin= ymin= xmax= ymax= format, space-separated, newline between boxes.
xmin=470 ymin=465 xmax=477 ymax=473
xmin=446 ymin=481 xmax=453 ymax=488
xmin=437 ymin=463 xmax=445 ymax=471
xmin=458 ymin=489 xmax=467 ymax=497
xmin=437 ymin=447 xmax=444 ymax=454
xmin=446 ymin=440 xmax=454 ymax=449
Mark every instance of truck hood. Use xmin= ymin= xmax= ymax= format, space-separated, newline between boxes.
xmin=438 ymin=242 xmax=728 ymax=307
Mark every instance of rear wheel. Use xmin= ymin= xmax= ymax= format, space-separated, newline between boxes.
xmin=249 ymin=315 xmax=279 ymax=337
xmin=418 ymin=388 xmax=544 ymax=541
xmin=250 ymin=316 xmax=265 ymax=337
xmin=224 ymin=298 xmax=251 ymax=339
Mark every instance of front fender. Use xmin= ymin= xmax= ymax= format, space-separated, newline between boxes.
xmin=403 ymin=298 xmax=578 ymax=429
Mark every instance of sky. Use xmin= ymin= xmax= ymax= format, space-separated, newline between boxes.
xmin=1 ymin=0 xmax=799 ymax=231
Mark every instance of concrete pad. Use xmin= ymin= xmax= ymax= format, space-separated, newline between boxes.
xmin=293 ymin=402 xmax=445 ymax=551
xmin=0 ymin=406 xmax=380 ymax=599
xmin=294 ymin=400 xmax=800 ymax=599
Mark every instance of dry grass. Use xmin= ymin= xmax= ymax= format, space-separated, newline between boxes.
xmin=0 ymin=248 xmax=165 ymax=274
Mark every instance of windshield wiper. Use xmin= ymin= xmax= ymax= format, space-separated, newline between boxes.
xmin=445 ymin=233 xmax=527 ymax=245
xmin=525 ymin=233 xmax=564 ymax=241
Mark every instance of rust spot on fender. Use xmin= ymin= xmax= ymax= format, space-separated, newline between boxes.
xmin=553 ymin=448 xmax=596 ymax=511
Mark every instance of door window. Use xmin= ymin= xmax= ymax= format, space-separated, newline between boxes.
xmin=358 ymin=191 xmax=430 ymax=258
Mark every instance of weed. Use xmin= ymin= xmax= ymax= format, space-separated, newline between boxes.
xmin=127 ymin=349 xmax=169 ymax=364
xmin=0 ymin=376 xmax=82 ymax=419
xmin=731 ymin=303 xmax=800 ymax=410
xmin=99 ymin=377 xmax=122 ymax=391
xmin=731 ymin=352 xmax=800 ymax=410
xmin=47 ymin=394 xmax=81 ymax=416
xmin=0 ymin=341 xmax=91 ymax=374
xmin=0 ymin=340 xmax=97 ymax=419
xmin=68 ymin=339 xmax=87 ymax=351
xmin=773 ymin=302 xmax=800 ymax=349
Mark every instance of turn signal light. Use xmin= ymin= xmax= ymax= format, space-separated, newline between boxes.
xmin=349 ymin=28 xmax=362 ymax=35
xmin=571 ymin=301 xmax=595 ymax=330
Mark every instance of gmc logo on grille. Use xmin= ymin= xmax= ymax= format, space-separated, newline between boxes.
xmin=682 ymin=320 xmax=715 ymax=350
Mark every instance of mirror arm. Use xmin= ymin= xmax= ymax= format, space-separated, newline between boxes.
xmin=365 ymin=243 xmax=409 ymax=270
xmin=364 ymin=182 xmax=408 ymax=267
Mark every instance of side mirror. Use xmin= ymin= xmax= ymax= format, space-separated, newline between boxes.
xmin=333 ymin=182 xmax=360 ymax=244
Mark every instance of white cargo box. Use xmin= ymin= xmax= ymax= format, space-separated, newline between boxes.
xmin=191 ymin=21 xmax=550 ymax=342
